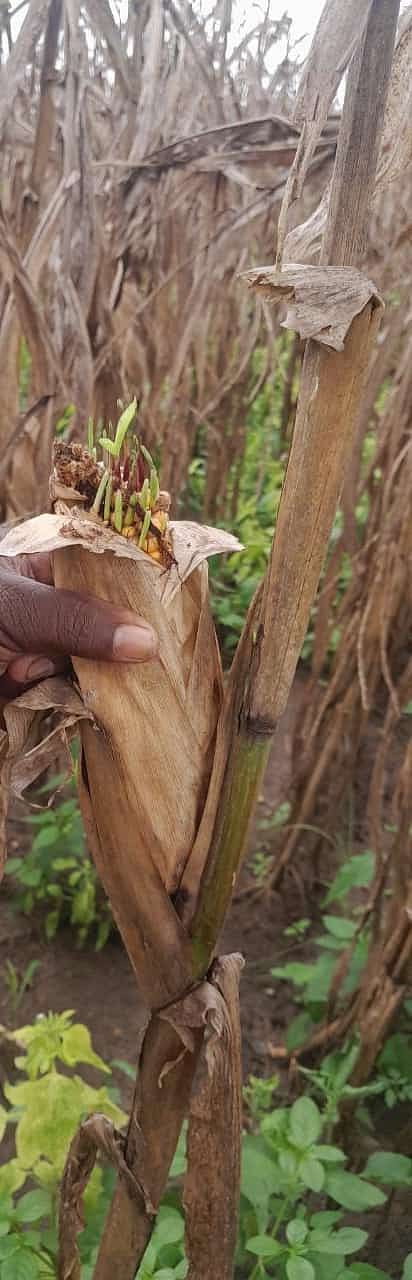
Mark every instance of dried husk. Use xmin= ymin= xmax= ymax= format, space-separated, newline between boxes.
xmin=241 ymin=264 xmax=383 ymax=351
xmin=0 ymin=501 xmax=241 ymax=1006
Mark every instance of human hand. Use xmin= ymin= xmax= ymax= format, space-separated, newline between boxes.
xmin=0 ymin=552 xmax=158 ymax=699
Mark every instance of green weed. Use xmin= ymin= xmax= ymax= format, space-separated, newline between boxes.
xmin=4 ymin=779 xmax=112 ymax=950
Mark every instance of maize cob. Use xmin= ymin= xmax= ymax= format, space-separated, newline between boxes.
xmin=53 ymin=404 xmax=174 ymax=569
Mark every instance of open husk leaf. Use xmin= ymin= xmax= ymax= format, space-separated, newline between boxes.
xmin=0 ymin=480 xmax=241 ymax=1007
xmin=241 ymin=264 xmax=383 ymax=351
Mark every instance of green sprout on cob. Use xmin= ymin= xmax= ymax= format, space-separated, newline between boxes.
xmin=54 ymin=400 xmax=173 ymax=568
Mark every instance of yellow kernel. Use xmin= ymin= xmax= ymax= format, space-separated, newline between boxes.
xmin=151 ymin=511 xmax=168 ymax=534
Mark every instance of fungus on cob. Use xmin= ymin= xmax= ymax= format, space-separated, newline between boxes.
xmin=53 ymin=398 xmax=174 ymax=568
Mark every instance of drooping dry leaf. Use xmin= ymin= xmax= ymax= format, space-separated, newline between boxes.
xmin=0 ymin=212 xmax=64 ymax=396
xmin=129 ymin=0 xmax=163 ymax=162
xmin=83 ymin=0 xmax=134 ymax=97
xmin=59 ymin=1112 xmax=154 ymax=1280
xmin=276 ymin=0 xmax=372 ymax=257
xmin=0 ymin=0 xmax=55 ymax=145
xmin=375 ymin=6 xmax=412 ymax=192
xmin=283 ymin=181 xmax=331 ymax=264
xmin=241 ymin=264 xmax=383 ymax=351
xmin=283 ymin=6 xmax=411 ymax=264
xmin=0 ymin=676 xmax=88 ymax=871
xmin=294 ymin=0 xmax=372 ymax=136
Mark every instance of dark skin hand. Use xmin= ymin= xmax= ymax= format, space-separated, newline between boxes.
xmin=0 ymin=553 xmax=158 ymax=700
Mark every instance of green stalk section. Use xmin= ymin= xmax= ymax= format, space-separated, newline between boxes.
xmin=190 ymin=728 xmax=271 ymax=977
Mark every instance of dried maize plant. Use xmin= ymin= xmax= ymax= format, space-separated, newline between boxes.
xmin=257 ymin=9 xmax=412 ymax=1083
xmin=0 ymin=1 xmax=404 ymax=1277
xmin=266 ymin=302 xmax=412 ymax=1080
xmin=0 ymin=0 xmax=337 ymax=523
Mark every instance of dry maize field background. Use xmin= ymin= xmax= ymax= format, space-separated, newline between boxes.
xmin=0 ymin=0 xmax=411 ymax=1278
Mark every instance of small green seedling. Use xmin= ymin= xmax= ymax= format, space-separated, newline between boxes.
xmin=99 ymin=398 xmax=137 ymax=457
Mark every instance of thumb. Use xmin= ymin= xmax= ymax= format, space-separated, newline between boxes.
xmin=0 ymin=570 xmax=158 ymax=664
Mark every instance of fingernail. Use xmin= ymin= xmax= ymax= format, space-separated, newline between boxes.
xmin=113 ymin=624 xmax=158 ymax=661
xmin=26 ymin=658 xmax=56 ymax=682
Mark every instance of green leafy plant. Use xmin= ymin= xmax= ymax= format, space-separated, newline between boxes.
xmin=284 ymin=921 xmax=311 ymax=942
xmin=2 ymin=960 xmax=40 ymax=1023
xmin=244 ymin=1076 xmax=280 ymax=1125
xmin=4 ymin=782 xmax=112 ymax=949
xmin=2 ymin=1014 xmax=412 ymax=1280
xmin=238 ymin=1083 xmax=410 ymax=1280
xmin=17 ymin=337 xmax=31 ymax=412
xmin=248 ymin=802 xmax=292 ymax=886
xmin=54 ymin=405 xmax=75 ymax=436
xmin=371 ymin=1034 xmax=412 ymax=1110
xmin=271 ymin=851 xmax=375 ymax=1051
xmin=98 ymin=397 xmax=138 ymax=457
xmin=0 ymin=1189 xmax=55 ymax=1280
xmin=209 ymin=350 xmax=286 ymax=662
xmin=134 ymin=1207 xmax=186 ymax=1279
xmin=298 ymin=1043 xmax=386 ymax=1135
xmin=0 ymin=1010 xmax=126 ymax=1278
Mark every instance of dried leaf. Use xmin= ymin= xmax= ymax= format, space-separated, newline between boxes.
xmin=83 ymin=0 xmax=134 ymax=97
xmin=283 ymin=181 xmax=331 ymax=264
xmin=183 ymin=955 xmax=243 ymax=1280
xmin=129 ymin=0 xmax=164 ymax=162
xmin=294 ymin=0 xmax=372 ymax=155
xmin=0 ymin=677 xmax=88 ymax=873
xmin=90 ymin=961 xmax=242 ymax=1280
xmin=241 ymin=264 xmax=383 ymax=351
xmin=276 ymin=0 xmax=372 ymax=256
xmin=0 ymin=212 xmax=64 ymax=395
xmin=0 ymin=0 xmax=55 ymax=145
xmin=375 ymin=6 xmax=412 ymax=192
xmin=59 ymin=1113 xmax=154 ymax=1280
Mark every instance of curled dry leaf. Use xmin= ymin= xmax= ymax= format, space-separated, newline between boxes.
xmin=280 ymin=6 xmax=411 ymax=265
xmin=294 ymin=0 xmax=372 ymax=141
xmin=285 ymin=7 xmax=412 ymax=266
xmin=241 ymin=264 xmax=383 ymax=351
xmin=0 ymin=677 xmax=89 ymax=874
xmin=283 ymin=181 xmax=332 ymax=265
xmin=58 ymin=1112 xmax=155 ymax=1280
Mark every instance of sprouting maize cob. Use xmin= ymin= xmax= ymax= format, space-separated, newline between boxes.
xmin=53 ymin=403 xmax=174 ymax=569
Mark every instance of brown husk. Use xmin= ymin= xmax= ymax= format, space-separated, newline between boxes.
xmin=0 ymin=502 xmax=241 ymax=1005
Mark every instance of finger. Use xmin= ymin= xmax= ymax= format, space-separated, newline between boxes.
xmin=0 ymin=671 xmax=34 ymax=702
xmin=0 ymin=575 xmax=158 ymax=663
xmin=0 ymin=552 xmax=54 ymax=585
xmin=6 ymin=653 xmax=68 ymax=684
